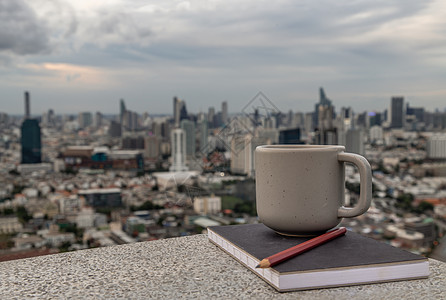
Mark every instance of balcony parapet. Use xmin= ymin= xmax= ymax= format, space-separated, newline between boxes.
xmin=0 ymin=234 xmax=444 ymax=299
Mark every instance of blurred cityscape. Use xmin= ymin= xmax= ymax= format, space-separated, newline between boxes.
xmin=0 ymin=89 xmax=445 ymax=262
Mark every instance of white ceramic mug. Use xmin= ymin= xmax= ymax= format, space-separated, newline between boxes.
xmin=255 ymin=145 xmax=372 ymax=236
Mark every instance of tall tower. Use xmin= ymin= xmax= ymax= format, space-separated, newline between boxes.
xmin=120 ymin=99 xmax=126 ymax=124
xmin=21 ymin=120 xmax=42 ymax=164
xmin=198 ymin=120 xmax=209 ymax=154
xmin=21 ymin=92 xmax=41 ymax=164
xmin=390 ymin=97 xmax=404 ymax=129
xmin=24 ymin=91 xmax=30 ymax=119
xmin=314 ymin=87 xmax=334 ymax=128
xmin=222 ymin=101 xmax=228 ymax=124
xmin=78 ymin=112 xmax=93 ymax=129
xmin=173 ymin=97 xmax=181 ymax=127
xmin=181 ymin=119 xmax=196 ymax=158
xmin=170 ymin=128 xmax=188 ymax=171
xmin=208 ymin=107 xmax=215 ymax=128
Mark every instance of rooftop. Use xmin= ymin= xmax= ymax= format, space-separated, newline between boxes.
xmin=0 ymin=234 xmax=445 ymax=299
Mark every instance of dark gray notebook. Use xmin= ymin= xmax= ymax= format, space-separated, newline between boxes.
xmin=208 ymin=224 xmax=429 ymax=291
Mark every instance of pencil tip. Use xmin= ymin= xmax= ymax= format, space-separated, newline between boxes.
xmin=255 ymin=264 xmax=260 ymax=268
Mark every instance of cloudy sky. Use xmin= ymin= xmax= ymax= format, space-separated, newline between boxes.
xmin=1 ymin=0 xmax=445 ymax=115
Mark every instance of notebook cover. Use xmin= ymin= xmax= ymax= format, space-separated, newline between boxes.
xmin=209 ymin=223 xmax=427 ymax=273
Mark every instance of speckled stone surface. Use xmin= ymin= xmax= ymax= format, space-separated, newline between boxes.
xmin=0 ymin=234 xmax=444 ymax=299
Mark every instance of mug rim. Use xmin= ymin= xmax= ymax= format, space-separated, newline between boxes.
xmin=256 ymin=144 xmax=345 ymax=152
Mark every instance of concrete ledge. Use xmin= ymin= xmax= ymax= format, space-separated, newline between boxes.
xmin=0 ymin=234 xmax=445 ymax=299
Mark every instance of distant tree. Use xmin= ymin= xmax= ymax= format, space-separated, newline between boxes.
xmin=16 ymin=206 xmax=31 ymax=223
xmin=58 ymin=241 xmax=72 ymax=253
xmin=131 ymin=200 xmax=163 ymax=211
xmin=414 ymin=201 xmax=434 ymax=214
xmin=233 ymin=202 xmax=256 ymax=216
xmin=61 ymin=168 xmax=77 ymax=175
xmin=345 ymin=182 xmax=360 ymax=194
xmin=1 ymin=208 xmax=14 ymax=215
xmin=396 ymin=193 xmax=414 ymax=211
xmin=8 ymin=169 xmax=19 ymax=176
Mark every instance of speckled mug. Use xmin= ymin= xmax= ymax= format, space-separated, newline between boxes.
xmin=255 ymin=145 xmax=372 ymax=236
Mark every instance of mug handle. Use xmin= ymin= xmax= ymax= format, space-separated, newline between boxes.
xmin=337 ymin=152 xmax=372 ymax=218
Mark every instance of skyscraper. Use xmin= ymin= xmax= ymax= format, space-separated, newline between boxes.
xmin=314 ymin=87 xmax=334 ymax=128
xmin=181 ymin=119 xmax=195 ymax=158
xmin=208 ymin=107 xmax=215 ymax=128
xmin=390 ymin=97 xmax=405 ymax=129
xmin=21 ymin=119 xmax=42 ymax=164
xmin=21 ymin=92 xmax=41 ymax=164
xmin=78 ymin=112 xmax=93 ymax=129
xmin=346 ymin=129 xmax=364 ymax=155
xmin=173 ymin=97 xmax=181 ymax=127
xmin=170 ymin=128 xmax=188 ymax=171
xmin=315 ymin=104 xmax=337 ymax=145
xmin=109 ymin=120 xmax=122 ymax=137
xmin=179 ymin=101 xmax=188 ymax=122
xmin=94 ymin=112 xmax=103 ymax=128
xmin=222 ymin=101 xmax=228 ymax=124
xmin=198 ymin=120 xmax=209 ymax=154
xmin=24 ymin=91 xmax=30 ymax=119
xmin=120 ymin=99 xmax=126 ymax=125
xmin=122 ymin=110 xmax=139 ymax=131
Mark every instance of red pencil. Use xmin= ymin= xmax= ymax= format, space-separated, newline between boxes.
xmin=256 ymin=227 xmax=347 ymax=268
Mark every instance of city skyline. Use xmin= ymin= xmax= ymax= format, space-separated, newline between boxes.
xmin=1 ymin=1 xmax=446 ymax=114
xmin=0 ymin=87 xmax=446 ymax=118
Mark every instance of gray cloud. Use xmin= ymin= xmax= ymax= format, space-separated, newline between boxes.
xmin=78 ymin=9 xmax=153 ymax=49
xmin=0 ymin=0 xmax=50 ymax=55
xmin=0 ymin=0 xmax=445 ymax=114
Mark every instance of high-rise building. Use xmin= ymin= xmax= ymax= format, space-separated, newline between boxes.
xmin=21 ymin=119 xmax=42 ymax=164
xmin=314 ymin=87 xmax=334 ymax=128
xmin=208 ymin=107 xmax=215 ymax=128
xmin=198 ymin=120 xmax=209 ymax=154
xmin=181 ymin=119 xmax=195 ymax=158
xmin=230 ymin=135 xmax=271 ymax=177
xmin=144 ymin=135 xmax=160 ymax=160
xmin=214 ymin=112 xmax=223 ymax=128
xmin=122 ymin=110 xmax=139 ymax=131
xmin=222 ymin=101 xmax=228 ymax=124
xmin=94 ymin=112 xmax=103 ymax=128
xmin=368 ymin=112 xmax=382 ymax=127
xmin=315 ymin=105 xmax=337 ymax=145
xmin=152 ymin=122 xmax=162 ymax=137
xmin=21 ymin=92 xmax=41 ymax=164
xmin=406 ymin=103 xmax=425 ymax=123
xmin=304 ymin=112 xmax=314 ymax=133
xmin=346 ymin=129 xmax=364 ymax=155
xmin=173 ymin=97 xmax=182 ymax=127
xmin=120 ymin=99 xmax=126 ymax=125
xmin=42 ymin=109 xmax=55 ymax=128
xmin=78 ymin=112 xmax=93 ymax=129
xmin=390 ymin=97 xmax=404 ymax=129
xmin=369 ymin=125 xmax=384 ymax=144
xmin=291 ymin=112 xmax=304 ymax=129
xmin=122 ymin=135 xmax=145 ymax=149
xmin=279 ymin=128 xmax=302 ymax=144
xmin=161 ymin=121 xmax=170 ymax=139
xmin=340 ymin=107 xmax=353 ymax=130
xmin=170 ymin=128 xmax=188 ymax=171
xmin=24 ymin=91 xmax=30 ymax=119
xmin=179 ymin=102 xmax=188 ymax=122
xmin=109 ymin=120 xmax=122 ymax=137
